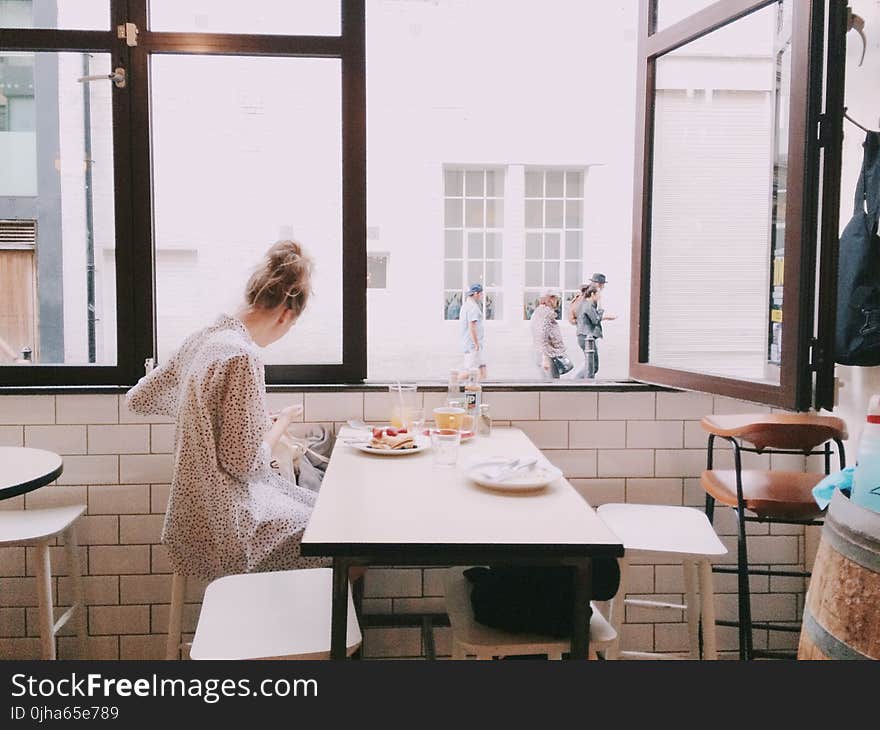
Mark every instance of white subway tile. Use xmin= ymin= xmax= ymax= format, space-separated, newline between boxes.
xmin=304 ymin=392 xmax=363 ymax=422
xmin=151 ymin=603 xmax=202 ymax=634
xmin=684 ymin=421 xmax=709 ymax=449
xmin=538 ymin=391 xmax=596 ymax=420
xmin=654 ymin=623 xmax=690 ymax=653
xmin=264 ymin=392 xmax=305 ymax=420
xmin=654 ymin=565 xmax=687 ymax=594
xmin=626 ymin=594 xmax=683 ymax=623
xmin=363 ymin=627 xmax=421 ymax=658
xmin=119 ymin=515 xmax=165 ymax=545
xmin=120 ymin=454 xmax=173 ymax=484
xmin=620 ymin=564 xmax=655 ymax=594
xmin=120 ymin=635 xmax=166 ymax=660
xmin=481 ymin=392 xmax=540 ymax=420
xmin=76 ymin=515 xmax=119 ymax=545
xmin=745 ymin=536 xmax=799 ymax=565
xmin=88 ymin=485 xmax=150 ymax=515
xmin=88 ymin=425 xmax=150 ymax=455
xmin=620 ymin=623 xmax=653 ymax=653
xmin=654 ymin=449 xmax=706 ymax=478
xmin=364 ymin=569 xmax=422 ymax=598
xmin=0 ymin=495 xmax=25 ymax=512
xmin=151 ymin=544 xmax=172 ymax=574
xmin=55 ymin=455 xmax=118 ymax=485
xmin=597 ymin=450 xmax=654 ymax=478
xmin=510 ymin=420 xmax=568 ymax=449
xmin=769 ymin=453 xmax=807 ymax=471
xmin=569 ymin=421 xmax=626 ymax=449
xmin=0 ymin=608 xmax=25 ymax=637
xmin=58 ymin=636 xmax=119 ymax=660
xmin=58 ymin=575 xmax=119 ymax=606
xmin=542 ymin=450 xmax=597 ymax=478
xmin=119 ymin=395 xmax=173 ymax=424
xmin=598 ymin=392 xmax=655 ymax=420
xmin=0 ymin=426 xmax=23 ymax=446
xmin=626 ymin=421 xmax=683 ymax=449
xmin=150 ymin=424 xmax=174 ymax=454
xmin=656 ymin=392 xmax=714 ymax=420
xmin=120 ymin=575 xmax=172 ymax=605
xmin=56 ymin=395 xmax=118 ymax=424
xmin=24 ymin=425 xmax=87 ymax=454
xmin=151 ymin=485 xmax=171 ymax=514
xmin=569 ymin=478 xmax=626 ymax=506
xmin=625 ymin=478 xmax=683 ymax=505
xmin=0 ymin=547 xmax=25 ymax=577
xmin=712 ymin=396 xmax=771 ymax=415
xmin=422 ymin=568 xmax=446 ymax=597
xmin=90 ymin=605 xmax=150 ymax=635
xmin=363 ymin=391 xmax=423 ymax=422
xmin=24 ymin=485 xmax=87 ymax=510
xmin=25 ymin=545 xmax=86 ymax=577
xmin=0 ymin=396 xmax=54 ymax=425
xmin=0 ymin=638 xmax=41 ymax=658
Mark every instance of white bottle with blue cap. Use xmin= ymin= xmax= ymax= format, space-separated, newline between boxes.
xmin=851 ymin=394 xmax=880 ymax=513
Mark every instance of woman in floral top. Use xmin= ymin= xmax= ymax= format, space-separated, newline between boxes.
xmin=529 ymin=290 xmax=567 ymax=379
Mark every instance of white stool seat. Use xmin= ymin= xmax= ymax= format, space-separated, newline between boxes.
xmin=0 ymin=504 xmax=88 ymax=660
xmin=0 ymin=505 xmax=86 ymax=544
xmin=597 ymin=504 xmax=727 ymax=660
xmin=190 ymin=568 xmax=362 ymax=660
xmin=443 ymin=567 xmax=616 ymax=660
xmin=597 ymin=503 xmax=727 ymax=559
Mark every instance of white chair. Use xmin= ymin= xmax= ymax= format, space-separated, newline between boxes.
xmin=0 ymin=505 xmax=88 ymax=659
xmin=596 ymin=503 xmax=727 ymax=660
xmin=189 ymin=568 xmax=362 ymax=660
xmin=443 ymin=566 xmax=617 ymax=660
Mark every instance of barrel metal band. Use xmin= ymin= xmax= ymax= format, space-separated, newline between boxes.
xmin=802 ymin=607 xmax=871 ymax=660
xmin=824 ymin=514 xmax=880 ymax=572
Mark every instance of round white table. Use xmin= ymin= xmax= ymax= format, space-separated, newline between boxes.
xmin=0 ymin=447 xmax=63 ymax=501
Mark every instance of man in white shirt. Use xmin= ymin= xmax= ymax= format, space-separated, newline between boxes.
xmin=459 ymin=283 xmax=487 ymax=380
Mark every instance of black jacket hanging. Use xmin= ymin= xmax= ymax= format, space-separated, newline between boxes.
xmin=836 ymin=131 xmax=880 ymax=366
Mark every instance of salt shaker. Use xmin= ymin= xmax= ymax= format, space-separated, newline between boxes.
xmin=477 ymin=403 xmax=492 ymax=437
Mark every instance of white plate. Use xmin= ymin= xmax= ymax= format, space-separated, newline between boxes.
xmin=347 ymin=435 xmax=430 ymax=456
xmin=465 ymin=458 xmax=563 ymax=492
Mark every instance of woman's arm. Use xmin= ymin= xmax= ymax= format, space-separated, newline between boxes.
xmin=126 ymin=355 xmax=180 ymax=418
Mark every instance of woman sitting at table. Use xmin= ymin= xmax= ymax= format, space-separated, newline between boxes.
xmin=126 ymin=240 xmax=330 ymax=581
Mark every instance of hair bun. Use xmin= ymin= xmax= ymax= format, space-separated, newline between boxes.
xmin=245 ymin=239 xmax=313 ymax=316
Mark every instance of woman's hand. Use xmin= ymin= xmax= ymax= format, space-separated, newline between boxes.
xmin=542 ymin=355 xmax=551 ymax=371
xmin=270 ymin=404 xmax=303 ymax=426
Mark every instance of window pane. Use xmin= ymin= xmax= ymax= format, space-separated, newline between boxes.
xmin=445 ymin=198 xmax=463 ymax=227
xmin=465 ymin=198 xmax=484 ymax=227
xmin=0 ymin=52 xmax=116 ymax=365
xmin=485 ymin=291 xmax=501 ymax=320
xmin=367 ymin=253 xmax=388 ymax=289
xmin=525 ymin=233 xmax=543 ymax=260
xmin=566 ymin=170 xmax=582 ymax=197
xmin=546 ymin=199 xmax=564 ymax=228
xmin=0 ymin=0 xmax=108 ymax=29
xmin=525 ymin=262 xmax=542 ymax=287
xmin=467 ymin=261 xmax=483 ymax=287
xmin=525 ymin=199 xmax=543 ymax=228
xmin=150 ymin=0 xmax=340 ymax=35
xmin=151 ymin=55 xmax=342 ymax=365
xmin=467 ymin=232 xmax=483 ymax=258
xmin=545 ymin=232 xmax=560 ymax=260
xmin=485 ymin=170 xmax=501 ymax=196
xmin=653 ymin=0 xmax=717 ymax=33
xmin=444 ymin=169 xmax=463 ymax=196
xmin=565 ymin=264 xmax=581 ymax=290
xmin=543 ymin=262 xmax=559 ymax=287
xmin=523 ymin=292 xmax=540 ymax=320
xmin=565 ymin=199 xmax=582 ymax=227
xmin=444 ymin=291 xmax=462 ymax=320
xmin=484 ymin=261 xmax=502 ymax=287
xmin=525 ymin=170 xmax=543 ymax=197
xmin=485 ymin=232 xmax=502 ymax=259
xmin=647 ymin=2 xmax=788 ymax=383
xmin=485 ymin=198 xmax=503 ymax=227
xmin=444 ymin=229 xmax=463 ymax=258
xmin=565 ymin=230 xmax=582 ymax=259
xmin=546 ymin=170 xmax=564 ymax=197
xmin=465 ymin=170 xmax=484 ymax=197
xmin=444 ymin=260 xmax=462 ymax=289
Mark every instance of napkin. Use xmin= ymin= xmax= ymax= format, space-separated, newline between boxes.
xmin=812 ymin=466 xmax=854 ymax=510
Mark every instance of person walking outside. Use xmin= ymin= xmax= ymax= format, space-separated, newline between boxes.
xmin=569 ymin=272 xmax=616 ymax=379
xmin=530 ymin=290 xmax=571 ymax=380
xmin=459 ymin=283 xmax=487 ymax=380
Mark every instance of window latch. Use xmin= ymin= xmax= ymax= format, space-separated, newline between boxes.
xmin=144 ymin=358 xmax=155 ymax=375
xmin=117 ymin=22 xmax=139 ymax=47
xmin=77 ymin=68 xmax=126 ymax=88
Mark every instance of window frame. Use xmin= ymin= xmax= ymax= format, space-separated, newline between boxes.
xmin=629 ymin=0 xmax=840 ymax=410
xmin=0 ymin=0 xmax=367 ymax=386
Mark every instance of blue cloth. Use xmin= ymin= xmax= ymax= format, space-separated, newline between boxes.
xmin=812 ymin=466 xmax=855 ymax=510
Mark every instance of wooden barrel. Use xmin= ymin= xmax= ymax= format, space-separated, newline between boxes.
xmin=799 ymin=490 xmax=880 ymax=659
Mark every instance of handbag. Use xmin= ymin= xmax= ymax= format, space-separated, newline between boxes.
xmin=549 ymin=354 xmax=574 ymax=375
xmin=836 ymin=131 xmax=880 ymax=366
xmin=270 ymin=424 xmax=333 ymax=485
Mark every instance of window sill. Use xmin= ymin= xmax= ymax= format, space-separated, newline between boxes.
xmin=0 ymin=380 xmax=674 ymax=396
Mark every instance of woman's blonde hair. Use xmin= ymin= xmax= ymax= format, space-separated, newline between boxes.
xmin=539 ymin=291 xmax=560 ymax=307
xmin=244 ymin=240 xmax=313 ymax=318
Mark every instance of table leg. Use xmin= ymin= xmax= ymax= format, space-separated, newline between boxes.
xmin=331 ymin=558 xmax=351 ymax=660
xmin=570 ymin=558 xmax=592 ymax=660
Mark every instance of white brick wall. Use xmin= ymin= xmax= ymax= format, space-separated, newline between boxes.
xmin=0 ymin=390 xmax=818 ymax=659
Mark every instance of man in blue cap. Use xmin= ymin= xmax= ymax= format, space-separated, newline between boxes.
xmin=459 ymin=283 xmax=487 ymax=380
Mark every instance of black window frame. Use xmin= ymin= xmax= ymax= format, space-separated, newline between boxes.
xmin=0 ymin=0 xmax=366 ymax=387
xmin=629 ymin=0 xmax=845 ymax=411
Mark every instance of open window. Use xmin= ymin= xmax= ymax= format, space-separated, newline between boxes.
xmin=630 ymin=0 xmax=845 ymax=410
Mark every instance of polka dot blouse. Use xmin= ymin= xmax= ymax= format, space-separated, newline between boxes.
xmin=126 ymin=314 xmax=328 ymax=580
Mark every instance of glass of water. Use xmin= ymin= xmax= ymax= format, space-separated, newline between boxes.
xmin=430 ymin=428 xmax=461 ymax=467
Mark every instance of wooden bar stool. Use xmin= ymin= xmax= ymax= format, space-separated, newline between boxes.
xmin=0 ymin=505 xmax=88 ymax=659
xmin=443 ymin=566 xmax=617 ymax=660
xmin=700 ymin=413 xmax=847 ymax=660
xmin=190 ymin=568 xmax=362 ymax=660
xmin=597 ymin=504 xmax=727 ymax=660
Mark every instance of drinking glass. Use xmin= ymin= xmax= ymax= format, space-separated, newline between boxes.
xmin=389 ymin=384 xmax=419 ymax=428
xmin=430 ymin=428 xmax=461 ymax=467
xmin=433 ymin=406 xmax=465 ymax=431
xmin=403 ymin=407 xmax=425 ymax=437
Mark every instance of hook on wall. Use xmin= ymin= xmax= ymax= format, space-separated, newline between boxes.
xmin=847 ymin=9 xmax=866 ymax=67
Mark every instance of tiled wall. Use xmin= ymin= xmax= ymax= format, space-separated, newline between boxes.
xmin=0 ymin=389 xmax=821 ymax=659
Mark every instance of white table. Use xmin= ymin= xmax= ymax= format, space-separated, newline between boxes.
xmin=301 ymin=427 xmax=623 ymax=660
xmin=0 ymin=447 xmax=63 ymax=501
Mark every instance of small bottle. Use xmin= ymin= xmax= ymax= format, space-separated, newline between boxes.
xmin=851 ymin=394 xmax=880 ymax=513
xmin=477 ymin=403 xmax=492 ymax=437
xmin=447 ymin=369 xmax=462 ymax=406
xmin=464 ymin=368 xmax=482 ymax=418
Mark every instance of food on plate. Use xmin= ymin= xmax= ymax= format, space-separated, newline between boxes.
xmin=368 ymin=427 xmax=416 ymax=450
